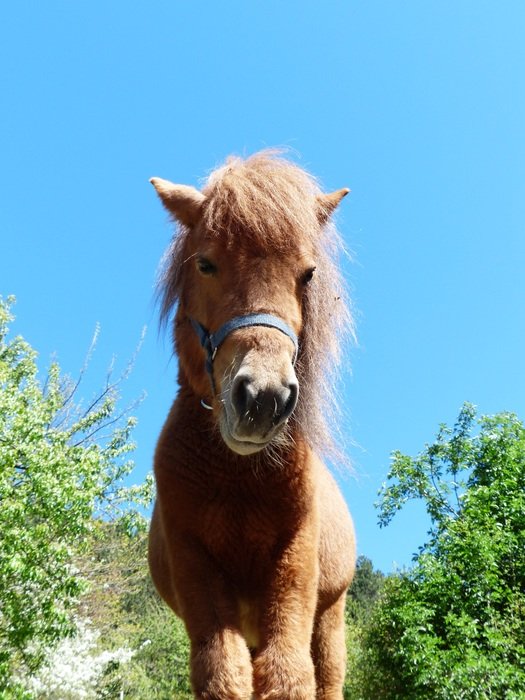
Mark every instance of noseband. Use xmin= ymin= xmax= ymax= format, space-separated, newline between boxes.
xmin=190 ymin=313 xmax=298 ymax=404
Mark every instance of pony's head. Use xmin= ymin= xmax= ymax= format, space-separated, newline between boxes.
xmin=153 ymin=151 xmax=352 ymax=457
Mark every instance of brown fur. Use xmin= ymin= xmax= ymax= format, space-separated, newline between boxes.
xmin=149 ymin=151 xmax=356 ymax=699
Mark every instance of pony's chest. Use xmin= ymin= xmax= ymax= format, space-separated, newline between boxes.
xmin=197 ymin=493 xmax=287 ymax=583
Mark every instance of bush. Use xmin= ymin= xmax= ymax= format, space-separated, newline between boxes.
xmin=0 ymin=297 xmax=151 ymax=695
xmin=356 ymin=405 xmax=525 ymax=699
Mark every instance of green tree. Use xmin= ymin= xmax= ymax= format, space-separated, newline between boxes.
xmin=0 ymin=297 xmax=152 ymax=695
xmin=344 ymin=557 xmax=386 ymax=699
xmin=358 ymin=404 xmax=525 ymax=699
xmin=346 ymin=555 xmax=386 ymax=624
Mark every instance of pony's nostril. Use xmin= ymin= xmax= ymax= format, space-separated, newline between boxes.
xmin=231 ymin=374 xmax=253 ymax=416
xmin=281 ymin=381 xmax=299 ymax=422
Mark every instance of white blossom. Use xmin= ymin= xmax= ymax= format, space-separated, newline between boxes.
xmin=18 ymin=618 xmax=135 ymax=699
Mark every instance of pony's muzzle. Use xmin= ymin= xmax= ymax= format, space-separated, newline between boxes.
xmin=216 ymin=328 xmax=299 ymax=454
xmin=220 ymin=364 xmax=299 ymax=454
xmin=231 ymin=373 xmax=298 ymax=435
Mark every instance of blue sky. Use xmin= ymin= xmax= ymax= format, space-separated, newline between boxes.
xmin=1 ymin=2 xmax=524 ymax=573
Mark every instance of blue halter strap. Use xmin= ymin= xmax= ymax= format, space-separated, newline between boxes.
xmin=190 ymin=313 xmax=298 ymax=397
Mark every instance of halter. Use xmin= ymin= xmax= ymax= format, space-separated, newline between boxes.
xmin=190 ymin=313 xmax=298 ymax=402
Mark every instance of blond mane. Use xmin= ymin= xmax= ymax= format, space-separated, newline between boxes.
xmin=158 ymin=150 xmax=354 ymax=460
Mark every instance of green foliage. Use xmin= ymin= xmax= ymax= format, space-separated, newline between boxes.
xmin=0 ymin=297 xmax=152 ymax=694
xmin=356 ymin=404 xmax=525 ymax=699
xmin=378 ymin=402 xmax=477 ymax=537
xmin=77 ymin=522 xmax=192 ymax=699
xmin=346 ymin=555 xmax=386 ymax=624
xmin=124 ymin=597 xmax=192 ymax=699
xmin=344 ymin=556 xmax=386 ymax=698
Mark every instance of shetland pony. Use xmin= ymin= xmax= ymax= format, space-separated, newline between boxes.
xmin=148 ymin=151 xmax=356 ymax=699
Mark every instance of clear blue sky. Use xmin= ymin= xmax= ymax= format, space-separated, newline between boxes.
xmin=1 ymin=2 xmax=524 ymax=573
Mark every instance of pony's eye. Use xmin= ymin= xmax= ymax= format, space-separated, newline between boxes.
xmin=301 ymin=266 xmax=316 ymax=285
xmin=196 ymin=257 xmax=217 ymax=276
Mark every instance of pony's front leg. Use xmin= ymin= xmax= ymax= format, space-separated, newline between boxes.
xmin=252 ymin=530 xmax=319 ymax=700
xmin=190 ymin=627 xmax=253 ymax=700
xmin=167 ymin=539 xmax=253 ymax=700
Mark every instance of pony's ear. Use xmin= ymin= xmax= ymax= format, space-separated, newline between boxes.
xmin=317 ymin=188 xmax=350 ymax=224
xmin=150 ymin=177 xmax=205 ymax=227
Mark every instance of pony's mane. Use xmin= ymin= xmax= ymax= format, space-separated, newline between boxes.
xmin=158 ymin=150 xmax=354 ymax=461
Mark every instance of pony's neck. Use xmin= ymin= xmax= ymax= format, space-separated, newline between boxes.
xmin=169 ymin=381 xmax=308 ymax=486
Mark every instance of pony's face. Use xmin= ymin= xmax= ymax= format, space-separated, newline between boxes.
xmin=151 ymin=169 xmax=348 ymax=456
xmin=184 ymin=230 xmax=315 ymax=455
